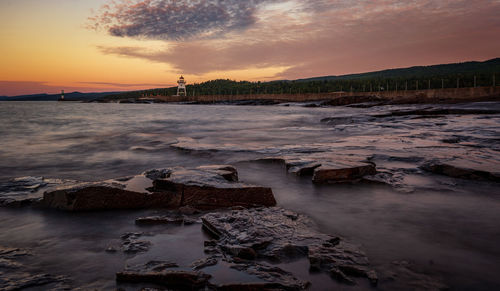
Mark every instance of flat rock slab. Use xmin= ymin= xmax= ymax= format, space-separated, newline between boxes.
xmin=201 ymin=207 xmax=376 ymax=286
xmin=153 ymin=166 xmax=276 ymax=210
xmin=259 ymin=155 xmax=376 ymax=184
xmin=312 ymin=161 xmax=377 ymax=183
xmin=39 ymin=165 xmax=275 ymax=211
xmin=0 ymin=177 xmax=77 ymax=208
xmin=421 ymin=160 xmax=500 ymax=182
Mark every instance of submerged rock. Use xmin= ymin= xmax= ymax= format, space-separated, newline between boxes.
xmin=40 ymin=165 xmax=275 ymax=211
xmin=421 ymin=160 xmax=500 ymax=182
xmin=0 ymin=246 xmax=70 ymax=290
xmin=120 ymin=232 xmax=152 ymax=254
xmin=201 ymin=207 xmax=376 ymax=286
xmin=374 ymin=108 xmax=500 ymax=118
xmin=117 ymin=269 xmax=210 ymax=289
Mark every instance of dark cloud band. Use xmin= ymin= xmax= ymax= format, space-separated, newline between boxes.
xmin=89 ymin=0 xmax=282 ymax=40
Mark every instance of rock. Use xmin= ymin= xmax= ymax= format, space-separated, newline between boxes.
xmin=120 ymin=232 xmax=152 ymax=254
xmin=190 ymin=257 xmax=218 ymax=270
xmin=374 ymin=108 xmax=500 ymax=118
xmin=285 ymin=159 xmax=322 ymax=176
xmin=178 ymin=205 xmax=201 ymax=215
xmin=42 ymin=164 xmax=275 ymax=211
xmin=196 ymin=165 xmax=239 ymax=182
xmin=116 ymin=260 xmax=211 ymax=289
xmin=228 ymin=263 xmax=310 ymax=290
xmin=312 ymin=161 xmax=377 ymax=183
xmin=366 ymin=270 xmax=378 ymax=286
xmin=153 ymin=166 xmax=276 ymax=210
xmin=0 ymin=177 xmax=76 ymax=208
xmin=258 ymin=155 xmax=377 ymax=184
xmin=201 ymin=207 xmax=374 ymax=285
xmin=330 ymin=268 xmax=355 ymax=285
xmin=216 ymin=282 xmax=307 ymax=291
xmin=42 ymin=182 xmax=180 ymax=211
xmin=0 ymin=246 xmax=70 ymax=290
xmin=421 ymin=161 xmax=500 ymax=182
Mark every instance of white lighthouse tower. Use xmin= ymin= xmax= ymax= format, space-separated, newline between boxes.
xmin=177 ymin=76 xmax=186 ymax=96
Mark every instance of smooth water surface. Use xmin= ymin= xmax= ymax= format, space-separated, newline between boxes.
xmin=0 ymin=101 xmax=499 ymax=290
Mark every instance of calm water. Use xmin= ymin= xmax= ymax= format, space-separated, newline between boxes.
xmin=0 ymin=101 xmax=499 ymax=290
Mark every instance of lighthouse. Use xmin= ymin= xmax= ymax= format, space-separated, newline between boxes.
xmin=177 ymin=76 xmax=186 ymax=96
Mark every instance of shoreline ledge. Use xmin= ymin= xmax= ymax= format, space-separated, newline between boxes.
xmin=0 ymin=165 xmax=276 ymax=211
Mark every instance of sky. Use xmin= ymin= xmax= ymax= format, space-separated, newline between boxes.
xmin=1 ymin=0 xmax=499 ymax=96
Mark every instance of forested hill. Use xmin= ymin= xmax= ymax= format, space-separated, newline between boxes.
xmin=3 ymin=58 xmax=498 ymax=101
xmin=102 ymin=58 xmax=499 ymax=100
xmin=0 ymin=91 xmax=121 ymax=101
xmin=295 ymin=58 xmax=500 ymax=82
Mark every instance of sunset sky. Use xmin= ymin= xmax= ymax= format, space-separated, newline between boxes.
xmin=1 ymin=0 xmax=499 ymax=96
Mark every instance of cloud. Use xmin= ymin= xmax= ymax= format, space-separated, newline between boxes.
xmin=78 ymin=81 xmax=173 ymax=87
xmin=93 ymin=0 xmax=500 ymax=79
xmin=89 ymin=0 xmax=288 ymax=40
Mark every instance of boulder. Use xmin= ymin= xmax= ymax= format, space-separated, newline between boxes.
xmin=201 ymin=207 xmax=376 ymax=285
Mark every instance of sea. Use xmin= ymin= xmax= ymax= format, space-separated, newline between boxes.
xmin=0 ymin=101 xmax=499 ymax=290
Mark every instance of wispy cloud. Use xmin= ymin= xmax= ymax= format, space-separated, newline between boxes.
xmin=78 ymin=81 xmax=173 ymax=87
xmin=92 ymin=0 xmax=500 ymax=79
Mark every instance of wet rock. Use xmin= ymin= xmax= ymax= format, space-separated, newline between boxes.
xmin=312 ymin=161 xmax=377 ymax=183
xmin=190 ymin=257 xmax=218 ymax=270
xmin=228 ymin=262 xmax=310 ymax=290
xmin=201 ymin=207 xmax=375 ymax=285
xmin=377 ymin=260 xmax=448 ymax=290
xmin=421 ymin=161 xmax=500 ymax=182
xmin=216 ymin=282 xmax=307 ymax=291
xmin=143 ymin=169 xmax=172 ymax=180
xmin=196 ymin=165 xmax=239 ymax=182
xmin=0 ymin=273 xmax=69 ymax=291
xmin=153 ymin=166 xmax=276 ymax=210
xmin=120 ymin=232 xmax=152 ymax=254
xmin=0 ymin=177 xmax=75 ymax=208
xmin=285 ymin=159 xmax=322 ymax=176
xmin=42 ymin=182 xmax=178 ymax=211
xmin=178 ymin=205 xmax=201 ymax=215
xmin=374 ymin=108 xmax=500 ymax=118
xmin=116 ymin=260 xmax=210 ymax=289
xmin=0 ymin=246 xmax=70 ymax=290
xmin=259 ymin=155 xmax=377 ymax=184
xmin=42 ymin=164 xmax=275 ymax=211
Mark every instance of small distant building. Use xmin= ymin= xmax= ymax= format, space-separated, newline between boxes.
xmin=177 ymin=76 xmax=186 ymax=96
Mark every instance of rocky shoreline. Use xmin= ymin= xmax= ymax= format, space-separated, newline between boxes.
xmin=0 ymin=162 xmax=458 ymax=290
